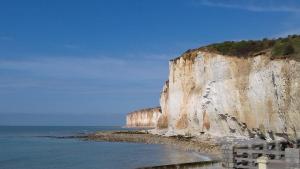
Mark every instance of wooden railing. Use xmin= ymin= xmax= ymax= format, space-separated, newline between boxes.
xmin=222 ymin=141 xmax=300 ymax=169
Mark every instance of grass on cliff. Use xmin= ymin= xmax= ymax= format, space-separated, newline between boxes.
xmin=176 ymin=35 xmax=300 ymax=61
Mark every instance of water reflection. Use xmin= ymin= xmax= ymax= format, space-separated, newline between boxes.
xmin=158 ymin=144 xmax=211 ymax=165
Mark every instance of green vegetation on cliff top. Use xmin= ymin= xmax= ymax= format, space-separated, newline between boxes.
xmin=177 ymin=35 xmax=300 ymax=61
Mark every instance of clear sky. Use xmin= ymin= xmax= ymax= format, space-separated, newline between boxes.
xmin=1 ymin=0 xmax=300 ymax=126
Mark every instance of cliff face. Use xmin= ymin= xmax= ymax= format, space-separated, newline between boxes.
xmin=158 ymin=51 xmax=300 ymax=139
xmin=126 ymin=107 xmax=161 ymax=128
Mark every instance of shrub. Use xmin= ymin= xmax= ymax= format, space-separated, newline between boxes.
xmin=177 ymin=35 xmax=300 ymax=62
xmin=202 ymin=35 xmax=299 ymax=59
xmin=272 ymin=41 xmax=295 ymax=56
xmin=283 ymin=43 xmax=295 ymax=55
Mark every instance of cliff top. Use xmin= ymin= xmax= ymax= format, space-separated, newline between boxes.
xmin=127 ymin=107 xmax=161 ymax=115
xmin=172 ymin=34 xmax=300 ymax=62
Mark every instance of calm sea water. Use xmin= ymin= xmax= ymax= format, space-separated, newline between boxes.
xmin=0 ymin=126 xmax=208 ymax=169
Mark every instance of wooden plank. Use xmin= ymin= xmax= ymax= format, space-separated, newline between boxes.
xmin=235 ymin=158 xmax=284 ymax=162
xmin=268 ymin=160 xmax=289 ymax=164
xmin=234 ymin=149 xmax=285 ymax=155
xmin=235 ymin=157 xmax=256 ymax=162
xmin=234 ymin=165 xmax=257 ymax=169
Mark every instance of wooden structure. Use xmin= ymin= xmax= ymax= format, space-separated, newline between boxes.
xmin=222 ymin=140 xmax=300 ymax=169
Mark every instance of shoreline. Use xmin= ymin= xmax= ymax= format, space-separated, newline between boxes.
xmin=81 ymin=130 xmax=221 ymax=160
xmin=40 ymin=129 xmax=223 ymax=168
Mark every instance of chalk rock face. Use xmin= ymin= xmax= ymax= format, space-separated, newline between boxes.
xmin=158 ymin=51 xmax=300 ymax=139
xmin=126 ymin=107 xmax=162 ymax=128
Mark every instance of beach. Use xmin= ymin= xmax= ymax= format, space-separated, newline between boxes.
xmin=83 ymin=130 xmax=221 ymax=158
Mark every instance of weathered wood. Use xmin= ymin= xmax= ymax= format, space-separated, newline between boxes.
xmin=234 ymin=149 xmax=285 ymax=155
xmin=222 ymin=140 xmax=300 ymax=169
xmin=234 ymin=165 xmax=257 ymax=169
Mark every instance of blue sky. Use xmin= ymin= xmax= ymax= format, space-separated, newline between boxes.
xmin=1 ymin=0 xmax=300 ymax=126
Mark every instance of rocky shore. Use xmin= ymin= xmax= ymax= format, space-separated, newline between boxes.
xmin=82 ymin=130 xmax=220 ymax=157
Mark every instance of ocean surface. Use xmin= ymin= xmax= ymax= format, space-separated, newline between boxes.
xmin=0 ymin=126 xmax=208 ymax=169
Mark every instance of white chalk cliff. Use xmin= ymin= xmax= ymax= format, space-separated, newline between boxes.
xmin=126 ymin=107 xmax=161 ymax=128
xmin=126 ymin=36 xmax=300 ymax=140
xmin=157 ymin=50 xmax=300 ymax=139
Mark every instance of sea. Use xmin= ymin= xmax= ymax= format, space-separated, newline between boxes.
xmin=0 ymin=126 xmax=209 ymax=169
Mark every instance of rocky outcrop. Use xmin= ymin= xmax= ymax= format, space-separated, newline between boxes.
xmin=126 ymin=107 xmax=161 ymax=128
xmin=157 ymin=50 xmax=300 ymax=140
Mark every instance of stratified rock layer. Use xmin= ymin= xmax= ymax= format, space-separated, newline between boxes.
xmin=158 ymin=51 xmax=300 ymax=139
xmin=126 ymin=107 xmax=161 ymax=128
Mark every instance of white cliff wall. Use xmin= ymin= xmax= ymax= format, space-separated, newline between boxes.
xmin=158 ymin=51 xmax=300 ymax=139
xmin=126 ymin=107 xmax=161 ymax=128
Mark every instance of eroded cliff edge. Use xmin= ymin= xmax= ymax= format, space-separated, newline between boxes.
xmin=158 ymin=50 xmax=300 ymax=139
xmin=126 ymin=107 xmax=161 ymax=128
xmin=128 ymin=35 xmax=300 ymax=140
